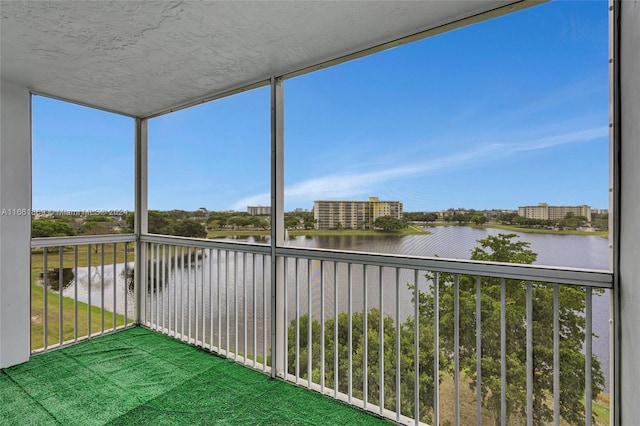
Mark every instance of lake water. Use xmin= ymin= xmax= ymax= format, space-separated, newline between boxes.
xmin=60 ymin=227 xmax=612 ymax=391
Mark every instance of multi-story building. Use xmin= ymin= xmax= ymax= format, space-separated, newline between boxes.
xmin=518 ymin=203 xmax=591 ymax=222
xmin=247 ymin=206 xmax=271 ymax=216
xmin=314 ymin=197 xmax=403 ymax=230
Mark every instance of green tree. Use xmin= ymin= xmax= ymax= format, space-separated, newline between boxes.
xmin=80 ymin=222 xmax=113 ymax=252
xmin=471 ymin=214 xmax=488 ymax=225
xmin=148 ymin=210 xmax=174 ymax=234
xmin=418 ymin=234 xmax=604 ymax=425
xmin=31 ymin=218 xmax=77 ymax=238
xmin=373 ymin=215 xmax=406 ymax=231
xmin=451 ymin=213 xmax=468 ymax=224
xmin=284 ymin=216 xmax=300 ymax=229
xmin=83 ymin=215 xmax=113 ymax=223
xmin=559 ymin=212 xmax=589 ymax=230
xmin=207 ymin=212 xmax=230 ymax=228
xmin=172 ymin=219 xmax=207 ymax=238
xmin=287 ymin=310 xmax=438 ymax=422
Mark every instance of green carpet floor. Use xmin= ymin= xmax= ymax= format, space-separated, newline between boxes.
xmin=1 ymin=327 xmax=392 ymax=425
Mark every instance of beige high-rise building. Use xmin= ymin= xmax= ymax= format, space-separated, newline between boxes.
xmin=313 ymin=197 xmax=403 ymax=230
xmin=247 ymin=206 xmax=271 ymax=216
xmin=518 ymin=203 xmax=591 ymax=222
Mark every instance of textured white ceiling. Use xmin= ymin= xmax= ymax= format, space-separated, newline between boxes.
xmin=1 ymin=1 xmax=526 ymax=117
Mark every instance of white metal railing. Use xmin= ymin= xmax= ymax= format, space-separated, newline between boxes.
xmin=140 ymin=235 xmax=612 ymax=426
xmin=142 ymin=234 xmax=273 ymax=372
xmin=30 ymin=234 xmax=137 ymax=353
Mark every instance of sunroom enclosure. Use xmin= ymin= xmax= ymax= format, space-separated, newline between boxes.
xmin=2 ymin=0 xmax=640 ymax=425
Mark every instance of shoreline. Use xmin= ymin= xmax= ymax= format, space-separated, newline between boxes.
xmin=207 ymin=223 xmax=608 ymax=239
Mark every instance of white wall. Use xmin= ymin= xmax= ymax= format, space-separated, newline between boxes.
xmin=619 ymin=1 xmax=640 ymax=423
xmin=0 ymin=79 xmax=31 ymax=368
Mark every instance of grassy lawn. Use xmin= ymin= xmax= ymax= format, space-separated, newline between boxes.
xmin=30 ymin=282 xmax=133 ymax=351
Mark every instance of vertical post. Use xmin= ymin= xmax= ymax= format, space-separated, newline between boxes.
xmin=134 ymin=117 xmax=148 ymax=325
xmin=609 ymin=1 xmax=621 ymax=425
xmin=271 ymin=76 xmax=285 ymax=378
xmin=0 ymin=81 xmax=31 ymax=368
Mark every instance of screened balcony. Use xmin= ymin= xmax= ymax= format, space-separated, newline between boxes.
xmin=2 ymin=1 xmax=639 ymax=425
xmin=19 ymin=234 xmax=612 ymax=425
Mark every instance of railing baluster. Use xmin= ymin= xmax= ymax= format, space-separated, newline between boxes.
xmin=218 ymin=249 xmax=222 ymax=353
xmin=225 ymin=250 xmax=229 ymax=355
xmin=295 ymin=257 xmax=300 ymax=383
xmin=253 ymin=253 xmax=257 ymax=368
xmin=348 ymin=262 xmax=353 ymax=404
xmin=501 ymin=277 xmax=507 ymax=426
xmin=101 ymin=243 xmax=105 ymax=334
xmin=43 ymin=247 xmax=48 ymax=350
xmin=307 ymin=258 xmax=312 ymax=386
xmin=379 ymin=266 xmax=384 ymax=415
xmin=155 ymin=244 xmax=160 ymax=331
xmin=476 ymin=276 xmax=482 ymax=425
xmin=334 ymin=261 xmax=339 ymax=398
xmin=194 ymin=247 xmax=199 ymax=343
xmin=433 ymin=271 xmax=439 ymax=426
xmin=244 ymin=252 xmax=248 ymax=364
xmin=553 ymin=283 xmax=560 ymax=426
xmin=283 ymin=256 xmax=288 ymax=372
xmin=113 ymin=243 xmax=117 ymax=331
xmin=209 ymin=248 xmax=214 ymax=350
xmin=188 ymin=247 xmax=192 ymax=343
xmin=263 ymin=254 xmax=267 ymax=372
xmin=526 ymin=281 xmax=533 ymax=426
xmin=174 ymin=246 xmax=179 ymax=337
xmin=395 ymin=268 xmax=401 ymax=422
xmin=363 ymin=264 xmax=368 ymax=409
xmin=234 ymin=251 xmax=238 ymax=359
xmin=166 ymin=245 xmax=170 ymax=333
xmin=416 ymin=269 xmax=422 ymax=426
xmin=74 ymin=246 xmax=79 ymax=342
xmin=202 ymin=249 xmax=205 ymax=346
xmin=586 ymin=286 xmax=593 ymax=426
xmin=149 ymin=244 xmax=155 ymax=329
xmin=180 ymin=246 xmax=185 ymax=340
xmin=161 ymin=245 xmax=166 ymax=333
xmin=87 ymin=245 xmax=91 ymax=336
xmin=454 ymin=273 xmax=460 ymax=426
xmin=320 ymin=260 xmax=325 ymax=393
xmin=58 ymin=246 xmax=64 ymax=346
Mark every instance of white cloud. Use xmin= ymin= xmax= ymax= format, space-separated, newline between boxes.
xmin=232 ymin=126 xmax=607 ymax=210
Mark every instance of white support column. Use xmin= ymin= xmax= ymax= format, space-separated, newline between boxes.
xmin=617 ymin=1 xmax=640 ymax=424
xmin=270 ymin=76 xmax=285 ymax=378
xmin=134 ymin=117 xmax=148 ymax=325
xmin=0 ymin=79 xmax=31 ymax=368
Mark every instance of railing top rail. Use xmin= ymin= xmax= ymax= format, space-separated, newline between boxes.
xmin=31 ymin=234 xmax=136 ymax=248
xmin=141 ymin=233 xmax=272 ymax=255
xmin=276 ymin=246 xmax=613 ymax=288
xmin=56 ymin=233 xmax=611 ymax=288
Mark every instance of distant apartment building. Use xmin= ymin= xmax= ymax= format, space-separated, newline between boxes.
xmin=313 ymin=197 xmax=403 ymax=230
xmin=518 ymin=203 xmax=591 ymax=222
xmin=438 ymin=208 xmax=471 ymax=220
xmin=247 ymin=206 xmax=271 ymax=216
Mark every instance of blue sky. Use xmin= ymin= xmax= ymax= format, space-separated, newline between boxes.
xmin=32 ymin=0 xmax=609 ymax=213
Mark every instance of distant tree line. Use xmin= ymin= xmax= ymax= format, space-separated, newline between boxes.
xmin=124 ymin=210 xmax=207 ymax=238
xmin=496 ymin=212 xmax=596 ymax=231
